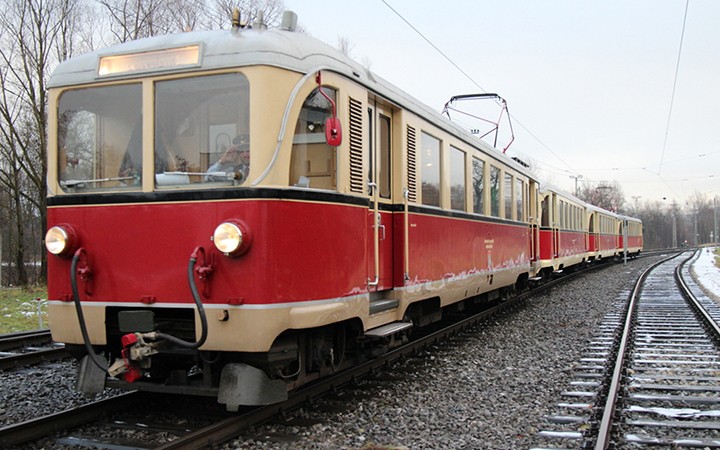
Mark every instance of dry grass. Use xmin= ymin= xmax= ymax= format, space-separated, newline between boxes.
xmin=0 ymin=286 xmax=48 ymax=333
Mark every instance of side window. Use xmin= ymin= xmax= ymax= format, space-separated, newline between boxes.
xmin=504 ymin=173 xmax=513 ymax=219
xmin=450 ymin=146 xmax=466 ymax=211
xmin=559 ymin=201 xmax=565 ymax=228
xmin=421 ymin=132 xmax=441 ymax=207
xmin=290 ymin=87 xmax=337 ymax=190
xmin=58 ymin=83 xmax=143 ymax=192
xmin=379 ymin=114 xmax=391 ymax=199
xmin=516 ymin=178 xmax=524 ymax=221
xmin=490 ymin=165 xmax=500 ymax=217
xmin=472 ymin=157 xmax=484 ymax=214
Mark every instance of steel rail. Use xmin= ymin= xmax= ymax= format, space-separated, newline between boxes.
xmin=154 ymin=297 xmax=522 ymax=449
xmin=155 ymin=257 xmax=630 ymax=450
xmin=675 ymin=252 xmax=720 ymax=340
xmin=593 ymin=251 xmax=690 ymax=450
xmin=0 ymin=347 xmax=69 ymax=371
xmin=0 ymin=329 xmax=51 ymax=351
xmin=0 ymin=392 xmax=144 ymax=447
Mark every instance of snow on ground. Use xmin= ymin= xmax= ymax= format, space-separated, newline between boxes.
xmin=691 ymin=246 xmax=720 ymax=300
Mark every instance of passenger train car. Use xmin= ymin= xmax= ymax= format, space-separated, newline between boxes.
xmin=44 ymin=11 xmax=642 ymax=410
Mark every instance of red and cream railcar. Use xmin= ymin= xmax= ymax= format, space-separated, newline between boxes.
xmin=619 ymin=215 xmax=643 ymax=256
xmin=587 ymin=205 xmax=621 ymax=261
xmin=534 ymin=186 xmax=588 ymax=277
xmin=45 ymin=13 xmax=540 ymax=409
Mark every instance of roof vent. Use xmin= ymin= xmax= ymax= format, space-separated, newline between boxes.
xmin=280 ymin=10 xmax=298 ymax=31
xmin=252 ymin=11 xmax=267 ymax=29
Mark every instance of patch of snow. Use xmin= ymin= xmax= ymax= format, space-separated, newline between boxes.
xmin=691 ymin=246 xmax=720 ymax=299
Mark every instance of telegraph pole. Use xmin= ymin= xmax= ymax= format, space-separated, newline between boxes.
xmin=569 ymin=174 xmax=583 ymax=196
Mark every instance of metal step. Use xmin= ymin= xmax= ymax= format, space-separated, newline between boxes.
xmin=369 ymin=298 xmax=399 ymax=315
xmin=365 ymin=321 xmax=413 ymax=338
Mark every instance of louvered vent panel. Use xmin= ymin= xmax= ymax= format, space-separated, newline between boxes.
xmin=406 ymin=125 xmax=417 ymax=202
xmin=348 ymin=97 xmax=364 ymax=194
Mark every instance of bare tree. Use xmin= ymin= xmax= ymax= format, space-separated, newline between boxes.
xmin=96 ymin=0 xmax=285 ymax=40
xmin=577 ymin=180 xmax=625 ymax=213
xmin=686 ymin=191 xmax=716 ymax=246
xmin=337 ymin=36 xmax=354 ymax=56
xmin=0 ymin=0 xmax=288 ymax=286
xmin=0 ymin=0 xmax=86 ymax=286
xmin=96 ymin=0 xmax=174 ymax=42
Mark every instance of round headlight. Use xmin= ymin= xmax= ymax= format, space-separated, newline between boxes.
xmin=45 ymin=225 xmax=78 ymax=258
xmin=213 ymin=220 xmax=252 ymax=256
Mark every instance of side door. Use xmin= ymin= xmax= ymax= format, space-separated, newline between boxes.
xmin=529 ymin=181 xmax=539 ymax=261
xmin=367 ymin=102 xmax=394 ymax=291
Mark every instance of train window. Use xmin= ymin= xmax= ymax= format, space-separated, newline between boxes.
xmin=290 ymin=87 xmax=338 ymax=190
xmin=421 ymin=132 xmax=441 ymax=207
xmin=490 ymin=165 xmax=500 ymax=217
xmin=572 ymin=207 xmax=576 ymax=230
xmin=541 ymin=195 xmax=549 ymax=227
xmin=378 ymin=114 xmax=391 ymax=199
xmin=57 ymin=83 xmax=142 ymax=192
xmin=558 ymin=201 xmax=564 ymax=228
xmin=450 ymin=146 xmax=466 ymax=211
xmin=154 ymin=73 xmax=250 ymax=187
xmin=472 ymin=157 xmax=484 ymax=214
xmin=504 ymin=173 xmax=513 ymax=219
xmin=516 ymin=178 xmax=524 ymax=221
xmin=574 ymin=207 xmax=579 ymax=230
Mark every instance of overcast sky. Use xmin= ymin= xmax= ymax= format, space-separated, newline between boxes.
xmin=283 ymin=0 xmax=719 ymax=207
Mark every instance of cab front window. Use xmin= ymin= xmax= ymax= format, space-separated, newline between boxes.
xmin=154 ymin=73 xmax=250 ymax=187
xmin=57 ymin=83 xmax=142 ymax=192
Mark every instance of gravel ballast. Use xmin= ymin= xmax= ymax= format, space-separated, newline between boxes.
xmin=223 ymin=256 xmax=665 ymax=449
xmin=1 ymin=255 xmax=666 ymax=449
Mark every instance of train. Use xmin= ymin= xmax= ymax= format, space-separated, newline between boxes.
xmin=44 ymin=10 xmax=642 ymax=411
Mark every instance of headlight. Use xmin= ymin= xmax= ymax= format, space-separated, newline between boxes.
xmin=45 ymin=225 xmax=78 ymax=258
xmin=213 ymin=220 xmax=252 ymax=256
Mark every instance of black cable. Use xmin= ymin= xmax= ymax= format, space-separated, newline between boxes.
xmin=71 ymin=249 xmax=109 ymax=374
xmin=659 ymin=0 xmax=690 ymax=176
xmin=155 ymin=255 xmax=208 ymax=349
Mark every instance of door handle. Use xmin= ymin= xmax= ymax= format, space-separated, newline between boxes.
xmin=374 ymin=213 xmax=385 ymax=240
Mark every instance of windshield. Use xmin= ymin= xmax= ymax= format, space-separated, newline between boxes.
xmin=56 ymin=72 xmax=250 ymax=193
xmin=154 ymin=73 xmax=250 ymax=187
xmin=58 ymin=84 xmax=143 ymax=191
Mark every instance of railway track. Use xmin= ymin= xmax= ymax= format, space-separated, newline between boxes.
xmin=0 ymin=329 xmax=51 ymax=350
xmin=1 ymin=255 xmax=634 ymax=449
xmin=533 ymin=249 xmax=720 ymax=449
xmin=0 ymin=329 xmax=70 ymax=371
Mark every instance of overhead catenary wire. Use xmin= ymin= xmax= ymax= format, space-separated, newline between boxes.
xmin=658 ymin=0 xmax=690 ymax=176
xmin=379 ymin=0 xmax=579 ymax=176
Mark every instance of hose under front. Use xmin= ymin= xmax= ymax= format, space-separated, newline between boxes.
xmin=155 ymin=255 xmax=208 ymax=349
xmin=71 ymin=248 xmax=108 ymax=374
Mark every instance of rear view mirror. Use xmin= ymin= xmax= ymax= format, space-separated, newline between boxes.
xmin=316 ymin=71 xmax=342 ymax=147
xmin=325 ymin=117 xmax=342 ymax=147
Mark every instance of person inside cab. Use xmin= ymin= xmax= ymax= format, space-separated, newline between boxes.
xmin=206 ymin=134 xmax=250 ymax=182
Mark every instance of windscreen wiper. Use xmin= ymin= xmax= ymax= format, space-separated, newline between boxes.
xmin=61 ymin=176 xmax=136 ymax=188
